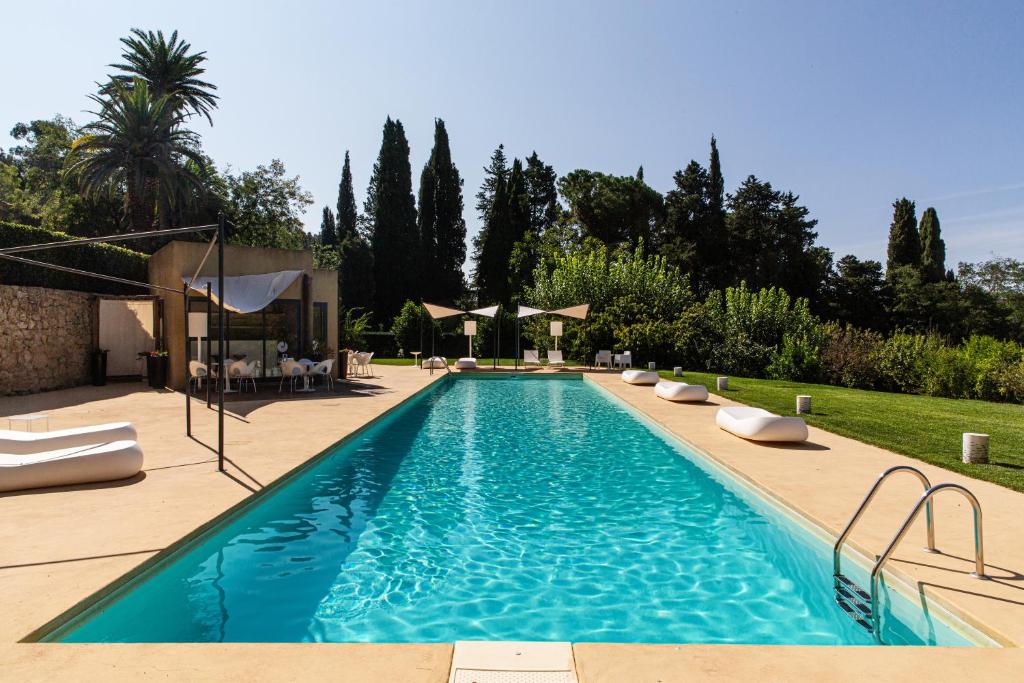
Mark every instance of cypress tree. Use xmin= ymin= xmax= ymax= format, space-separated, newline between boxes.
xmin=636 ymin=165 xmax=644 ymax=182
xmin=336 ymin=151 xmax=358 ymax=243
xmin=886 ymin=197 xmax=920 ymax=275
xmin=524 ymin=151 xmax=559 ymax=235
xmin=366 ymin=117 xmax=419 ymax=323
xmin=472 ymin=145 xmax=516 ymax=304
xmin=417 ymin=119 xmax=466 ymax=303
xmin=319 ymin=206 xmax=337 ymax=247
xmin=705 ymin=135 xmax=728 ymax=290
xmin=919 ymin=207 xmax=946 ymax=283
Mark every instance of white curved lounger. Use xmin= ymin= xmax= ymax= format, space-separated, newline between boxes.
xmin=0 ymin=440 xmax=144 ymax=492
xmin=716 ymin=407 xmax=808 ymax=442
xmin=0 ymin=422 xmax=137 ymax=455
xmin=455 ymin=358 xmax=477 ymax=369
xmin=622 ymin=370 xmax=659 ymax=385
xmin=422 ymin=356 xmax=448 ymax=369
xmin=655 ymin=380 xmax=709 ymax=402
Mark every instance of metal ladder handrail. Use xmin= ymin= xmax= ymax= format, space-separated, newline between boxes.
xmin=833 ymin=465 xmax=936 ymax=578
xmin=869 ymin=482 xmax=986 ymax=634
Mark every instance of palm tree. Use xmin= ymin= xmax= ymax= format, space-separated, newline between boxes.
xmin=66 ymin=79 xmax=206 ymax=232
xmin=107 ymin=29 xmax=219 ymax=125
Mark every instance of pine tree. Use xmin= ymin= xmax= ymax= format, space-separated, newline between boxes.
xmin=417 ymin=119 xmax=466 ymax=303
xmin=472 ymin=145 xmax=515 ymax=304
xmin=919 ymin=207 xmax=946 ymax=283
xmin=524 ymin=151 xmax=559 ymax=236
xmin=366 ymin=117 xmax=419 ymax=323
xmin=662 ymin=160 xmax=709 ymax=285
xmin=886 ymin=197 xmax=920 ymax=275
xmin=636 ymin=165 xmax=644 ymax=182
xmin=319 ymin=206 xmax=337 ymax=247
xmin=336 ymin=151 xmax=358 ymax=243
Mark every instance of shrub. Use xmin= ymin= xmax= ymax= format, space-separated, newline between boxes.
xmin=875 ymin=331 xmax=944 ymax=394
xmin=0 ymin=220 xmax=149 ymax=295
xmin=766 ymin=330 xmax=824 ymax=382
xmin=820 ymin=323 xmax=884 ymax=389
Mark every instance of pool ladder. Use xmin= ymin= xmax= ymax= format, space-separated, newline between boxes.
xmin=832 ymin=465 xmax=986 ymax=639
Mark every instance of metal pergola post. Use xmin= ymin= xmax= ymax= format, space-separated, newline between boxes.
xmin=206 ymin=283 xmax=212 ymax=408
xmin=217 ymin=213 xmax=226 ymax=472
xmin=184 ymin=283 xmax=191 ymax=437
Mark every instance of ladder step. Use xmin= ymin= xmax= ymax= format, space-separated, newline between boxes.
xmin=833 ymin=573 xmax=874 ymax=633
xmin=835 ymin=573 xmax=871 ymax=603
xmin=835 ymin=593 xmax=874 ymax=632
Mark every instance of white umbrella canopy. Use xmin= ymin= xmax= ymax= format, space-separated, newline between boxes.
xmin=469 ymin=305 xmax=499 ymax=318
xmin=517 ymin=305 xmax=546 ymax=318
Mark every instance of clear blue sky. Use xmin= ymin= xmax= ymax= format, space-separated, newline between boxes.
xmin=3 ymin=0 xmax=1022 ymax=268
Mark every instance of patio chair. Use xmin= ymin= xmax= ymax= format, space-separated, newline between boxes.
xmin=278 ymin=360 xmax=305 ymax=393
xmin=188 ymin=361 xmax=207 ymax=394
xmin=524 ymin=350 xmax=541 ymax=366
xmin=595 ymin=350 xmax=612 ymax=369
xmin=230 ymin=360 xmax=258 ymax=393
xmin=310 ymin=359 xmax=334 ymax=390
xmin=614 ymin=351 xmax=633 ymax=369
xmin=353 ymin=352 xmax=375 ymax=377
xmin=547 ymin=350 xmax=565 ymax=368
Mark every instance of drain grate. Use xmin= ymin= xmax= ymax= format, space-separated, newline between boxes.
xmin=452 ymin=671 xmax=576 ymax=683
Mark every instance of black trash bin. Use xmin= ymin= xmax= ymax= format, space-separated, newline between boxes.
xmin=145 ymin=353 xmax=169 ymax=389
xmin=92 ymin=349 xmax=108 ymax=386
xmin=338 ymin=350 xmax=348 ymax=380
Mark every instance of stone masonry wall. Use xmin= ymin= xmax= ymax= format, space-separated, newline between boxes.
xmin=0 ymin=285 xmax=95 ymax=395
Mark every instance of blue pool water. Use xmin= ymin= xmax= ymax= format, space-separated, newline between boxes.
xmin=55 ymin=376 xmax=979 ymax=645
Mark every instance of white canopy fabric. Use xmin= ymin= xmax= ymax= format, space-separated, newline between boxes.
xmin=517 ymin=305 xmax=546 ymax=318
xmin=184 ymin=270 xmax=303 ymax=314
xmin=423 ymin=303 xmax=465 ymax=320
xmin=469 ymin=305 xmax=499 ymax=318
xmin=549 ymin=303 xmax=590 ymax=320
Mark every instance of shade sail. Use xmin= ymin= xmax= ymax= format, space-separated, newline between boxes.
xmin=184 ymin=270 xmax=303 ymax=314
xmin=517 ymin=305 xmax=546 ymax=318
xmin=549 ymin=303 xmax=590 ymax=319
xmin=469 ymin=304 xmax=499 ymax=318
xmin=423 ymin=303 xmax=465 ymax=319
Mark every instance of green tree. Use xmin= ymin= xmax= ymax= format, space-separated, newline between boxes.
xmin=472 ymin=144 xmax=515 ymax=304
xmin=918 ymin=207 xmax=946 ymax=282
xmin=107 ymin=29 xmax=219 ymax=124
xmin=558 ymin=169 xmax=664 ymax=248
xmin=365 ymin=117 xmax=418 ymax=323
xmin=224 ymin=159 xmax=312 ymax=249
xmin=508 ymin=151 xmax=561 ymax=294
xmin=66 ymin=79 xmax=205 ymax=233
xmin=886 ymin=197 xmax=920 ymax=275
xmin=319 ymin=206 xmax=337 ymax=246
xmin=416 ymin=119 xmax=466 ymax=303
xmin=661 ymin=160 xmax=709 ymax=288
xmin=336 ymin=151 xmax=358 ymax=243
xmin=825 ymin=255 xmax=888 ymax=330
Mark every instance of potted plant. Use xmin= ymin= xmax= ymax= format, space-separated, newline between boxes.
xmin=143 ymin=350 xmax=169 ymax=388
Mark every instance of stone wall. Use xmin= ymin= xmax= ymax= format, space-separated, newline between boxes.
xmin=0 ymin=285 xmax=95 ymax=395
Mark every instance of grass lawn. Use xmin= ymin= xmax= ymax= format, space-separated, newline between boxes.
xmin=664 ymin=370 xmax=1024 ymax=493
xmin=373 ymin=357 xmax=576 ymax=367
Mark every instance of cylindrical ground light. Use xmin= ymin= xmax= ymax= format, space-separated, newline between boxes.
xmin=673 ymin=367 xmax=683 ymax=377
xmin=717 ymin=377 xmax=729 ymax=391
xmin=648 ymin=361 xmax=656 ymax=370
xmin=796 ymin=395 xmax=812 ymax=414
xmin=962 ymin=433 xmax=990 ymax=464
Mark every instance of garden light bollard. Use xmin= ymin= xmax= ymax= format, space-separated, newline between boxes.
xmin=716 ymin=376 xmax=729 ymax=391
xmin=962 ymin=433 xmax=990 ymax=464
xmin=673 ymin=367 xmax=682 ymax=377
xmin=796 ymin=395 xmax=812 ymax=414
xmin=648 ymin=362 xmax=656 ymax=371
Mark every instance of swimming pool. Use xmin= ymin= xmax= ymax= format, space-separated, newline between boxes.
xmin=51 ymin=375 xmax=984 ymax=645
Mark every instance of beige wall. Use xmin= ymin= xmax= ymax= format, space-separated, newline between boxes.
xmin=148 ymin=241 xmax=338 ymax=390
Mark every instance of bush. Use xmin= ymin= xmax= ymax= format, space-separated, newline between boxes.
xmin=766 ymin=330 xmax=824 ymax=382
xmin=875 ymin=331 xmax=943 ymax=394
xmin=820 ymin=323 xmax=884 ymax=389
xmin=0 ymin=220 xmax=148 ymax=295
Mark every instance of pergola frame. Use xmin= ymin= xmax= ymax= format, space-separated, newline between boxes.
xmin=0 ymin=215 xmax=228 ymax=472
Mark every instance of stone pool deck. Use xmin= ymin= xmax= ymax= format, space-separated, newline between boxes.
xmin=2 ymin=366 xmax=1023 ymax=681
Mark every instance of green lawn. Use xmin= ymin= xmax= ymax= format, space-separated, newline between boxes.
xmin=664 ymin=370 xmax=1024 ymax=493
xmin=373 ymin=357 xmax=578 ymax=367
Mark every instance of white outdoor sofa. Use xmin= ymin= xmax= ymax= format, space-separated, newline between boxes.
xmin=423 ymin=356 xmax=448 ymax=369
xmin=0 ymin=440 xmax=143 ymax=493
xmin=621 ymin=369 xmax=659 ymax=385
xmin=715 ymin=407 xmax=808 ymax=443
xmin=0 ymin=422 xmax=137 ymax=455
xmin=455 ymin=358 xmax=477 ymax=369
xmin=655 ymin=380 xmax=709 ymax=402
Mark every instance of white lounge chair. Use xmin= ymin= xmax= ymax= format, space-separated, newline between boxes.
xmin=0 ymin=422 xmax=137 ymax=455
xmin=423 ymin=356 xmax=448 ymax=369
xmin=524 ymin=350 xmax=541 ymax=366
xmin=455 ymin=358 xmax=477 ymax=369
xmin=621 ymin=369 xmax=659 ymax=385
xmin=547 ymin=350 xmax=565 ymax=367
xmin=716 ymin=407 xmax=808 ymax=442
xmin=595 ymin=350 xmax=612 ymax=369
xmin=0 ymin=440 xmax=143 ymax=493
xmin=655 ymin=380 xmax=709 ymax=402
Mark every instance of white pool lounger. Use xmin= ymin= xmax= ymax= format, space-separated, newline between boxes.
xmin=422 ymin=356 xmax=448 ymax=369
xmin=655 ymin=380 xmax=709 ymax=402
xmin=0 ymin=440 xmax=144 ymax=492
xmin=716 ymin=407 xmax=808 ymax=443
xmin=0 ymin=422 xmax=137 ymax=455
xmin=621 ymin=370 xmax=659 ymax=385
xmin=454 ymin=358 xmax=477 ymax=369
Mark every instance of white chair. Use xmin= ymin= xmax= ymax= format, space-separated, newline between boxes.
xmin=524 ymin=350 xmax=541 ymax=366
xmin=278 ymin=360 xmax=306 ymax=393
xmin=310 ymin=359 xmax=335 ymax=390
xmin=716 ymin=407 xmax=808 ymax=443
xmin=353 ymin=351 xmax=375 ymax=377
xmin=547 ymin=350 xmax=565 ymax=367
xmin=230 ymin=360 xmax=258 ymax=393
xmin=595 ymin=350 xmax=612 ymax=369
xmin=614 ymin=351 xmax=633 ymax=369
xmin=188 ymin=361 xmax=207 ymax=394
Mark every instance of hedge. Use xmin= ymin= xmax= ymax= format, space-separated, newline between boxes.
xmin=0 ymin=221 xmax=149 ymax=295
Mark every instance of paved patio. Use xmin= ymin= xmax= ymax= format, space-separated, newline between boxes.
xmin=2 ymin=366 xmax=1023 ymax=680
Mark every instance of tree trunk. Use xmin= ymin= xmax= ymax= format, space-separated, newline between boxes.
xmin=127 ymin=176 xmax=158 ymax=233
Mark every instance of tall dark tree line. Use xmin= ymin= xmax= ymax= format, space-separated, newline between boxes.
xmin=416 ymin=118 xmax=466 ymax=303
